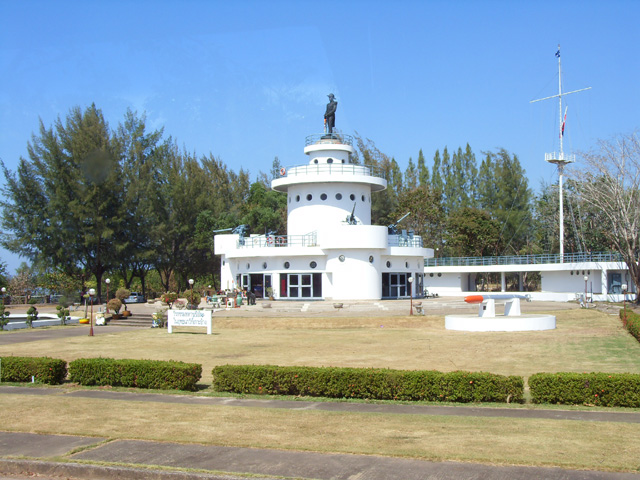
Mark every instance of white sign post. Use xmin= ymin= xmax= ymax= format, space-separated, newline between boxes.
xmin=167 ymin=310 xmax=212 ymax=334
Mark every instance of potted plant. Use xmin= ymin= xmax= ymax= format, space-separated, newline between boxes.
xmin=116 ymin=288 xmax=131 ymax=317
xmin=107 ymin=298 xmax=123 ymax=319
xmin=160 ymin=292 xmax=178 ymax=309
xmin=26 ymin=305 xmax=38 ymax=328
xmin=266 ymin=287 xmax=274 ymax=301
xmin=181 ymin=289 xmax=202 ymax=309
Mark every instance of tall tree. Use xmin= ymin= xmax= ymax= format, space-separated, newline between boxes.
xmin=391 ymin=186 xmax=445 ymax=249
xmin=404 ymin=156 xmax=417 ymax=191
xmin=572 ymin=132 xmax=640 ymax=302
xmin=446 ymin=207 xmax=502 ymax=257
xmin=417 ymin=149 xmax=430 ymax=187
xmin=0 ymin=104 xmax=123 ymax=301
xmin=431 ymin=149 xmax=443 ymax=195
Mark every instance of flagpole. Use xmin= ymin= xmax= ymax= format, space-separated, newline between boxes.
xmin=530 ymin=45 xmax=591 ymax=263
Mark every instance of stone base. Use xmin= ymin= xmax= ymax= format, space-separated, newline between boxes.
xmin=445 ymin=314 xmax=556 ymax=332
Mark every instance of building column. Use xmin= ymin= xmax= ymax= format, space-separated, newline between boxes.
xmin=501 ymin=272 xmax=506 ymax=292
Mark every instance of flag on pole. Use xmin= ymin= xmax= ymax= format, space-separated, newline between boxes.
xmin=555 ymin=49 xmax=560 ymax=58
xmin=561 ymin=106 xmax=568 ymax=137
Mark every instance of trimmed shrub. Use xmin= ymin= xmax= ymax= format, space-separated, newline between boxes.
xmin=212 ymin=365 xmax=524 ymax=403
xmin=620 ymin=307 xmax=640 ymax=342
xmin=107 ymin=298 xmax=122 ymax=314
xmin=0 ymin=356 xmax=67 ymax=384
xmin=529 ymin=372 xmax=640 ymax=407
xmin=181 ymin=289 xmax=201 ymax=307
xmin=69 ymin=358 xmax=202 ymax=391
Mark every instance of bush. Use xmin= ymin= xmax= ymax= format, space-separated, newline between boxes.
xmin=212 ymin=365 xmax=524 ymax=403
xmin=107 ymin=298 xmax=122 ymax=314
xmin=181 ymin=289 xmax=201 ymax=307
xmin=0 ymin=303 xmax=10 ymax=331
xmin=620 ymin=307 xmax=640 ymax=342
xmin=56 ymin=304 xmax=70 ymax=325
xmin=26 ymin=306 xmax=38 ymax=328
xmin=161 ymin=292 xmax=178 ymax=308
xmin=116 ymin=288 xmax=131 ymax=308
xmin=69 ymin=358 xmax=202 ymax=391
xmin=0 ymin=356 xmax=67 ymax=384
xmin=529 ymin=372 xmax=640 ymax=407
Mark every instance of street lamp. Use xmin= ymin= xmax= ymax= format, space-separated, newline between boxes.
xmin=88 ymin=288 xmax=96 ymax=336
xmin=188 ymin=279 xmax=194 ymax=307
xmin=622 ymin=284 xmax=628 ymax=321
xmin=105 ymin=278 xmax=111 ymax=313
xmin=408 ymin=276 xmax=414 ymax=316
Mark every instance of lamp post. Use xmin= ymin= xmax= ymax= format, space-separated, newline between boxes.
xmin=1 ymin=287 xmax=6 ymax=307
xmin=583 ymin=275 xmax=589 ymax=308
xmin=622 ymin=284 xmax=628 ymax=322
xmin=88 ymin=288 xmax=96 ymax=336
xmin=408 ymin=276 xmax=414 ymax=316
xmin=188 ymin=279 xmax=194 ymax=307
xmin=105 ymin=278 xmax=110 ymax=313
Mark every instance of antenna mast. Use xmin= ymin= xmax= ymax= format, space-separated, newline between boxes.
xmin=530 ymin=45 xmax=591 ymax=262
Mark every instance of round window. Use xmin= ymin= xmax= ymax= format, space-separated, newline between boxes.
xmin=284 ymin=261 xmax=290 ymax=269
xmin=246 ymin=263 xmax=250 ymax=269
xmin=336 ymin=193 xmax=342 ymax=200
xmin=310 ymin=261 xmax=317 ymax=269
xmin=386 ymin=261 xmax=391 ymax=268
xmin=320 ymin=193 xmax=327 ymax=201
xmin=341 ymin=159 xmax=345 ymax=163
xmin=306 ymin=194 xmax=313 ymax=201
xmin=405 ymin=261 xmax=409 ymax=268
xmin=350 ymin=194 xmax=355 ymax=201
xmin=369 ymin=256 xmax=374 ymax=263
xmin=296 ymin=195 xmax=300 ymax=202
xmin=314 ymin=159 xmax=318 ymax=164
xmin=339 ymin=255 xmax=345 ymax=262
xmin=263 ymin=262 xmax=267 ymax=269
xmin=361 ymin=195 xmax=365 ymax=202
xmin=437 ymin=273 xmax=442 ymax=277
xmin=327 ymin=158 xmax=334 ymax=164
xmin=430 ymin=273 xmax=434 ymax=277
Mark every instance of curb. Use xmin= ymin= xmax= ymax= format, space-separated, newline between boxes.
xmin=0 ymin=459 xmax=280 ymax=480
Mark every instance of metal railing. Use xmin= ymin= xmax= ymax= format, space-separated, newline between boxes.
xmin=276 ymin=163 xmax=386 ymax=180
xmin=239 ymin=232 xmax=317 ymax=248
xmin=425 ymin=251 xmax=625 ymax=267
xmin=388 ymin=235 xmax=423 ymax=248
xmin=305 ymin=133 xmax=354 ymax=146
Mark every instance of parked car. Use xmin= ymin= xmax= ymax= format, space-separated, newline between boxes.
xmin=125 ymin=292 xmax=145 ymax=303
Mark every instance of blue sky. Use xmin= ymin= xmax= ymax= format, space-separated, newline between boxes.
xmin=1 ymin=0 xmax=639 ymax=273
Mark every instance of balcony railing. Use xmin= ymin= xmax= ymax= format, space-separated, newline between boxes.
xmin=239 ymin=232 xmax=317 ymax=248
xmin=275 ymin=163 xmax=386 ymax=180
xmin=388 ymin=235 xmax=423 ymax=248
xmin=305 ymin=133 xmax=354 ymax=146
xmin=425 ymin=251 xmax=625 ymax=267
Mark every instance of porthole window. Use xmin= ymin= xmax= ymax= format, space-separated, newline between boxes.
xmin=361 ymin=195 xmax=365 ymax=202
xmin=386 ymin=261 xmax=391 ymax=268
xmin=405 ymin=261 xmax=409 ymax=268
xmin=339 ymin=255 xmax=345 ymax=262
xmin=284 ymin=261 xmax=290 ymax=269
xmin=320 ymin=193 xmax=327 ymax=201
xmin=341 ymin=159 xmax=345 ymax=163
xmin=263 ymin=262 xmax=267 ymax=269
xmin=296 ymin=195 xmax=300 ymax=202
xmin=336 ymin=193 xmax=342 ymax=200
xmin=314 ymin=159 xmax=318 ymax=164
xmin=369 ymin=256 xmax=374 ymax=263
xmin=306 ymin=194 xmax=313 ymax=201
xmin=310 ymin=261 xmax=317 ymax=269
xmin=246 ymin=263 xmax=250 ymax=269
xmin=430 ymin=273 xmax=434 ymax=277
xmin=327 ymin=158 xmax=334 ymax=164
xmin=570 ymin=271 xmax=574 ymax=275
xmin=437 ymin=273 xmax=442 ymax=277
xmin=350 ymin=194 xmax=355 ymax=201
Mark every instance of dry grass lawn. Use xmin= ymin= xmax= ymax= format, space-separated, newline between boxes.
xmin=1 ymin=307 xmax=640 ymax=473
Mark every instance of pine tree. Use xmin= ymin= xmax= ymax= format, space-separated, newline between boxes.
xmin=417 ymin=149 xmax=429 ymax=187
xmin=404 ymin=156 xmax=417 ymax=191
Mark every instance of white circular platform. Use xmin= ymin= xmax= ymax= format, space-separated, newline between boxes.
xmin=445 ymin=314 xmax=556 ymax=332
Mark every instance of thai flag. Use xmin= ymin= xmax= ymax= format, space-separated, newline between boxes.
xmin=561 ymin=107 xmax=567 ymax=137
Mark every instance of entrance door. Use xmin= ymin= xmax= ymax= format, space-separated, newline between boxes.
xmin=609 ymin=273 xmax=622 ymax=294
xmin=390 ymin=273 xmax=408 ymax=298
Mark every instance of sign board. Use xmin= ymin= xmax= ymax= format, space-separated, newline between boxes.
xmin=167 ymin=310 xmax=212 ymax=334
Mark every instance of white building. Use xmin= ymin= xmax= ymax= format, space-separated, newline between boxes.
xmin=214 ymin=134 xmax=432 ymax=300
xmin=424 ymin=252 xmax=637 ymax=302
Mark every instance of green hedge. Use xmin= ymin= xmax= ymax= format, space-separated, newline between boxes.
xmin=620 ymin=307 xmax=640 ymax=342
xmin=212 ymin=365 xmax=524 ymax=403
xmin=0 ymin=356 xmax=67 ymax=384
xmin=69 ymin=358 xmax=202 ymax=391
xmin=529 ymin=372 xmax=640 ymax=407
